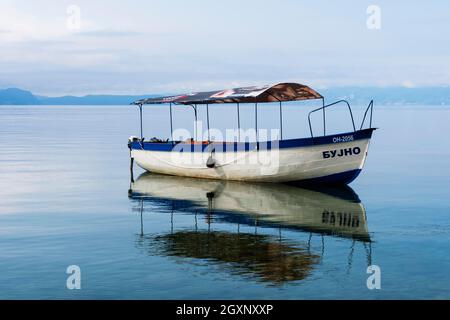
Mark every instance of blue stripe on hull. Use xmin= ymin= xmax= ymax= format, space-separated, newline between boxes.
xmin=131 ymin=128 xmax=375 ymax=152
xmin=291 ymin=169 xmax=362 ymax=186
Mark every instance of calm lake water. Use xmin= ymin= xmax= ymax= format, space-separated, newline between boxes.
xmin=1 ymin=104 xmax=450 ymax=299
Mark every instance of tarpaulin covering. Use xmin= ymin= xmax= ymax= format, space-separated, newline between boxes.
xmin=133 ymin=83 xmax=322 ymax=105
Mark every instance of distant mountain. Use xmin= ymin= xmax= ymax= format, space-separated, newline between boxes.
xmin=0 ymin=88 xmax=158 ymax=105
xmin=1 ymin=86 xmax=450 ymax=105
xmin=36 ymin=94 xmax=157 ymax=105
xmin=0 ymin=88 xmax=39 ymax=104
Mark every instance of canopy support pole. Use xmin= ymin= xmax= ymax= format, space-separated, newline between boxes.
xmin=236 ymin=103 xmax=241 ymax=142
xmin=279 ymin=101 xmax=283 ymax=140
xmin=139 ymin=103 xmax=143 ymax=140
xmin=194 ymin=104 xmax=198 ymax=141
xmin=255 ymin=99 xmax=258 ymax=148
xmin=206 ymin=103 xmax=210 ymax=142
xmin=322 ymin=98 xmax=326 ymax=136
xmin=189 ymin=104 xmax=198 ymax=141
xmin=169 ymin=102 xmax=174 ymax=143
xmin=268 ymin=93 xmax=283 ymax=141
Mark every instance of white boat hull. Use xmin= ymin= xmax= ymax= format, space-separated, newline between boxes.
xmin=130 ymin=129 xmax=374 ymax=184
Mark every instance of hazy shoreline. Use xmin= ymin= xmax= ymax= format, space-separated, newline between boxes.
xmin=1 ymin=87 xmax=450 ymax=106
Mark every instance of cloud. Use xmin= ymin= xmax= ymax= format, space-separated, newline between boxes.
xmin=1 ymin=0 xmax=450 ymax=95
xmin=402 ymin=80 xmax=415 ymax=88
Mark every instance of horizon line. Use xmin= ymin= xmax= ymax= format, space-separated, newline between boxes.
xmin=2 ymin=85 xmax=450 ymax=98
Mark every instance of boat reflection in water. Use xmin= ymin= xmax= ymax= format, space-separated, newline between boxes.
xmin=129 ymin=173 xmax=372 ymax=285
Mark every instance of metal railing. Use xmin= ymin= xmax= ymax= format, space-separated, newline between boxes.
xmin=308 ymin=100 xmax=356 ymax=138
xmin=360 ymin=100 xmax=374 ymax=130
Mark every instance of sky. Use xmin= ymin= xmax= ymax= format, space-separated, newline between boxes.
xmin=0 ymin=0 xmax=449 ymax=96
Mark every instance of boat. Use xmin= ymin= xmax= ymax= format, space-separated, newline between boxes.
xmin=129 ymin=173 xmax=372 ymax=284
xmin=129 ymin=173 xmax=371 ymax=242
xmin=128 ymin=83 xmax=375 ymax=184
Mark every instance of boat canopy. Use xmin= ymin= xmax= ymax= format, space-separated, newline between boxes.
xmin=132 ymin=82 xmax=323 ymax=105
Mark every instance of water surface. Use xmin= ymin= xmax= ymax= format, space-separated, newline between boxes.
xmin=0 ymin=104 xmax=449 ymax=299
